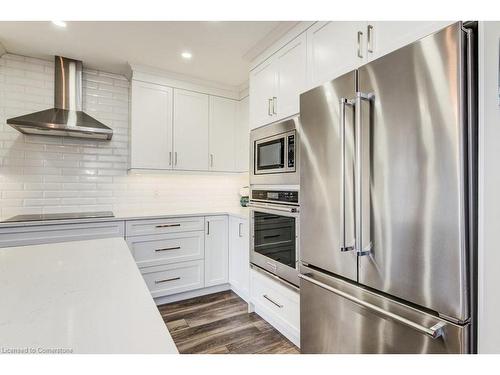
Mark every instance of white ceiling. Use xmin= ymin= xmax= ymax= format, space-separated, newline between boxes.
xmin=0 ymin=21 xmax=297 ymax=87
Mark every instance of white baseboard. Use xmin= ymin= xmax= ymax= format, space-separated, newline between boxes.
xmin=230 ymin=285 xmax=250 ymax=303
xmin=153 ymin=284 xmax=230 ymax=305
xmin=253 ymin=303 xmax=300 ymax=347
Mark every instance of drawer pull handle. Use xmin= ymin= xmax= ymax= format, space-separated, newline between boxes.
xmin=155 ymin=276 xmax=180 ymax=284
xmin=263 ymin=234 xmax=280 ymax=239
xmin=263 ymin=294 xmax=283 ymax=308
xmin=155 ymin=224 xmax=181 ymax=228
xmin=155 ymin=246 xmax=181 ymax=252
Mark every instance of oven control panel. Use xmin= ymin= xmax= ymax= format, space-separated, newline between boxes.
xmin=251 ymin=189 xmax=299 ymax=204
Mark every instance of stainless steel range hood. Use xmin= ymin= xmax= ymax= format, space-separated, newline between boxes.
xmin=7 ymin=56 xmax=113 ymax=140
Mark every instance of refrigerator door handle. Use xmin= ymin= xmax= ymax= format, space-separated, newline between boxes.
xmin=298 ymin=273 xmax=447 ymax=339
xmin=340 ymin=97 xmax=355 ymax=252
xmin=355 ymin=92 xmax=373 ymax=256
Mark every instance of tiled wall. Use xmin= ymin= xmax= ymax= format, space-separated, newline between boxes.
xmin=0 ymin=54 xmax=248 ymax=219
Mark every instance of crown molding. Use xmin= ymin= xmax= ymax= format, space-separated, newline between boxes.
xmin=242 ymin=22 xmax=300 ymax=63
xmin=127 ymin=62 xmax=242 ymax=100
xmin=249 ymin=21 xmax=315 ymax=72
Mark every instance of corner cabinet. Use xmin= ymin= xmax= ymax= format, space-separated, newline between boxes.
xmin=249 ymin=33 xmax=306 ymax=130
xmin=204 ymin=216 xmax=229 ymax=287
xmin=130 ymin=81 xmax=173 ymax=170
xmin=229 ymin=216 xmax=249 ymax=300
xmin=209 ymin=96 xmax=238 ymax=172
xmin=235 ymin=96 xmax=249 ymax=172
xmin=173 ymin=89 xmax=209 ymax=171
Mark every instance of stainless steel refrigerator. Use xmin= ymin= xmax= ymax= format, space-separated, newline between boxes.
xmin=298 ymin=22 xmax=477 ymax=354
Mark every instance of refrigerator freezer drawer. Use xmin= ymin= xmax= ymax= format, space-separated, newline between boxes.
xmin=299 ymin=266 xmax=469 ymax=354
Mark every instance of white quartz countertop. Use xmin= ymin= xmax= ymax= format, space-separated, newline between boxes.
xmin=0 ymin=237 xmax=178 ymax=354
xmin=0 ymin=207 xmax=249 ymax=228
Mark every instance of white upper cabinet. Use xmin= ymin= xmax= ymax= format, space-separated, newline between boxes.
xmin=249 ymin=59 xmax=277 ymax=130
xmin=205 ymin=216 xmax=229 ymax=287
xmin=275 ymin=33 xmax=307 ymax=121
xmin=209 ymin=96 xmax=237 ymax=172
xmin=365 ymin=21 xmax=454 ymax=61
xmin=173 ymin=89 xmax=209 ymax=171
xmin=235 ymin=96 xmax=249 ymax=172
xmin=306 ymin=21 xmax=367 ymax=89
xmin=130 ymin=81 xmax=173 ymax=170
xmin=249 ymin=33 xmax=307 ymax=130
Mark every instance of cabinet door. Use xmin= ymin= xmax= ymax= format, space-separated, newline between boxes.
xmin=275 ymin=33 xmax=307 ymax=120
xmin=249 ymin=58 xmax=277 ymax=130
xmin=205 ymin=216 xmax=229 ymax=287
xmin=229 ymin=217 xmax=250 ymax=299
xmin=366 ymin=21 xmax=454 ymax=61
xmin=173 ymin=89 xmax=209 ymax=171
xmin=307 ymin=21 xmax=367 ymax=89
xmin=209 ymin=96 xmax=237 ymax=172
xmin=130 ymin=81 xmax=173 ymax=170
xmin=234 ymin=96 xmax=249 ymax=172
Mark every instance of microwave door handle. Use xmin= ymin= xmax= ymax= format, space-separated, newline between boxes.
xmin=340 ymin=98 xmax=355 ymax=252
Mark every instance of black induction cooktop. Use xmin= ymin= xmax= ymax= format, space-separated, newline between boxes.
xmin=2 ymin=211 xmax=114 ymax=223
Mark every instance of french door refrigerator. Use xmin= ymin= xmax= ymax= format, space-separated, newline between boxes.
xmin=298 ymin=22 xmax=477 ymax=354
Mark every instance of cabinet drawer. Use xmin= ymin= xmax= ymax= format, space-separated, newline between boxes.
xmin=127 ymin=231 xmax=204 ymax=268
xmin=0 ymin=221 xmax=125 ymax=248
xmin=251 ymin=268 xmax=299 ymax=331
xmin=141 ymin=260 xmax=204 ymax=298
xmin=125 ymin=216 xmax=204 ymax=237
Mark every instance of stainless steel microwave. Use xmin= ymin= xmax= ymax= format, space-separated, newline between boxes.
xmin=250 ymin=117 xmax=300 ymax=186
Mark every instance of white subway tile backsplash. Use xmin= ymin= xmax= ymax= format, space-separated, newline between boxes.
xmin=0 ymin=54 xmax=248 ymax=220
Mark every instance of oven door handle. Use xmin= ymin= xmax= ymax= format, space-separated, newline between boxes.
xmin=247 ymin=202 xmax=299 ymax=213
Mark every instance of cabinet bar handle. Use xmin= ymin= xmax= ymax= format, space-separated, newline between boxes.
xmin=272 ymin=97 xmax=277 ymax=115
xmin=367 ymin=24 xmax=374 ymax=53
xmin=155 ymin=223 xmax=181 ymax=228
xmin=169 ymin=151 xmax=172 ymax=166
xmin=210 ymin=153 xmax=214 ymax=167
xmin=268 ymin=98 xmax=273 ymax=116
xmin=357 ymin=31 xmax=364 ymax=58
xmin=174 ymin=152 xmax=178 ymax=166
xmin=238 ymin=222 xmax=243 ymax=237
xmin=207 ymin=221 xmax=210 ymax=235
xmin=155 ymin=246 xmax=181 ymax=252
xmin=263 ymin=294 xmax=283 ymax=308
xmin=155 ymin=277 xmax=180 ymax=284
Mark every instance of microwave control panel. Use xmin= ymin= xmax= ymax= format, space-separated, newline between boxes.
xmin=287 ymin=134 xmax=295 ymax=168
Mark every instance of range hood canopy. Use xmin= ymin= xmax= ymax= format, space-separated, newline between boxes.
xmin=6 ymin=56 xmax=113 ymax=141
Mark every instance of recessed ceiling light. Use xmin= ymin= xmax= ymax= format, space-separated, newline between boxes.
xmin=52 ymin=21 xmax=67 ymax=28
xmin=181 ymin=51 xmax=192 ymax=60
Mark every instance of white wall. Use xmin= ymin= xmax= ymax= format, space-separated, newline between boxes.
xmin=478 ymin=21 xmax=500 ymax=353
xmin=0 ymin=54 xmax=248 ymax=220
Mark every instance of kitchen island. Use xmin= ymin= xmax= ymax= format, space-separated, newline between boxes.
xmin=0 ymin=237 xmax=178 ymax=354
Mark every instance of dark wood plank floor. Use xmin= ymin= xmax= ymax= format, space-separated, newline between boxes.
xmin=157 ymin=290 xmax=300 ymax=354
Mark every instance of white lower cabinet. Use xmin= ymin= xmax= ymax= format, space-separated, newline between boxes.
xmin=127 ymin=231 xmax=204 ymax=268
xmin=229 ymin=216 xmax=249 ymax=300
xmin=141 ymin=260 xmax=204 ymax=298
xmin=204 ymin=216 xmax=229 ymax=287
xmin=250 ymin=268 xmax=300 ymax=347
xmin=125 ymin=215 xmax=231 ymax=300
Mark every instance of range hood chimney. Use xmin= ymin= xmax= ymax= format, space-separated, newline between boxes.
xmin=6 ymin=56 xmax=113 ymax=140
